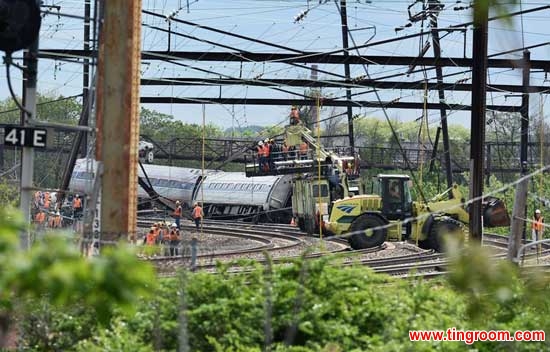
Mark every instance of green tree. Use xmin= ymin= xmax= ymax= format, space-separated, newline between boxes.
xmin=0 ymin=206 xmax=156 ymax=349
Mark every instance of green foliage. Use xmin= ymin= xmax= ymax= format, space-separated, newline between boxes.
xmin=0 ymin=180 xmax=18 ymax=208
xmin=75 ymin=318 xmax=154 ymax=352
xmin=0 ymin=206 xmax=156 ymax=349
xmin=140 ymin=107 xmax=223 ymax=141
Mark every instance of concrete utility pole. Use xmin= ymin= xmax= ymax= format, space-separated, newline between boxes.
xmin=468 ymin=0 xmax=489 ymax=242
xmin=338 ymin=0 xmax=355 ymax=149
xmin=96 ymin=0 xmax=141 ymax=243
xmin=20 ymin=37 xmax=39 ymax=250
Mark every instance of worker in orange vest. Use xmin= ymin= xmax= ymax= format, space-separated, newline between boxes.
xmin=173 ymin=201 xmax=182 ymax=229
xmin=532 ymin=209 xmax=544 ymax=241
xmin=145 ymin=228 xmax=156 ymax=246
xmin=192 ymin=202 xmax=204 ymax=231
xmin=34 ymin=210 xmax=46 ymax=224
xmin=290 ymin=106 xmax=300 ymax=125
xmin=168 ymin=223 xmax=181 ymax=256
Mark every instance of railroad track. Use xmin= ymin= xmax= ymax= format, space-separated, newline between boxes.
xmin=136 ymin=218 xmax=446 ymax=278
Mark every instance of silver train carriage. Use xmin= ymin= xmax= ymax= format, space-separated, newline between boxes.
xmin=194 ymin=172 xmax=293 ymax=222
xmin=69 ymin=159 xmax=292 ymax=223
xmin=69 ymin=158 xmax=207 ymax=207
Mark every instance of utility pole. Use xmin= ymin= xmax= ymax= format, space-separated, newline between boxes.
xmin=509 ymin=50 xmax=531 ymax=248
xmin=468 ymin=0 xmax=489 ymax=242
xmin=95 ymin=0 xmax=141 ymax=243
xmin=19 ymin=38 xmax=39 ymax=250
xmin=311 ymin=64 xmax=319 ymax=132
xmin=339 ymin=0 xmax=355 ymax=149
xmin=428 ymin=0 xmax=453 ymax=193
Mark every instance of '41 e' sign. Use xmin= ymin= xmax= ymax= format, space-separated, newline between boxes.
xmin=3 ymin=126 xmax=47 ymax=148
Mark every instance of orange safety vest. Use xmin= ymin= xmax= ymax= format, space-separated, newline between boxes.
xmin=44 ymin=199 xmax=50 ymax=209
xmin=35 ymin=212 xmax=45 ymax=223
xmin=73 ymin=198 xmax=82 ymax=209
xmin=193 ymin=206 xmax=203 ymax=219
xmin=169 ymin=230 xmax=180 ymax=241
xmin=532 ymin=217 xmax=544 ymax=231
xmin=174 ymin=206 xmax=182 ymax=217
xmin=146 ymin=232 xmax=156 ymax=245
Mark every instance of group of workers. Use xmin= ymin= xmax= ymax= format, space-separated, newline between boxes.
xmin=144 ymin=222 xmax=182 ymax=256
xmin=143 ymin=201 xmax=204 ymax=256
xmin=256 ymin=138 xmax=310 ymax=173
xmin=32 ymin=191 xmax=84 ymax=230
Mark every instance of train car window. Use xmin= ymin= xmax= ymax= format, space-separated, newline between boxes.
xmin=254 ymin=184 xmax=262 ymax=191
xmin=312 ymin=184 xmax=329 ymax=198
xmin=158 ymin=179 xmax=170 ymax=188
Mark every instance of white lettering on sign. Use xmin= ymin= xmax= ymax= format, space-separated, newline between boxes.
xmin=3 ymin=127 xmax=47 ymax=148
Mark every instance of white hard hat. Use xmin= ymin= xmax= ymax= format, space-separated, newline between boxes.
xmin=535 ymin=209 xmax=541 ymax=214
xmin=171 ymin=223 xmax=177 ymax=228
xmin=56 ymin=211 xmax=60 ymax=216
xmin=258 ymin=141 xmax=264 ymax=146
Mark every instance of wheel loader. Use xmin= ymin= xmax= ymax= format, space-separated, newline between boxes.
xmin=321 ymin=174 xmax=511 ymax=251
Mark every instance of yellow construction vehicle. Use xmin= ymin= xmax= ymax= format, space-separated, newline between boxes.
xmin=324 ymin=174 xmax=510 ymax=250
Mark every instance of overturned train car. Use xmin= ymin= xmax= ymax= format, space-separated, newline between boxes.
xmin=69 ymin=159 xmax=292 ymax=223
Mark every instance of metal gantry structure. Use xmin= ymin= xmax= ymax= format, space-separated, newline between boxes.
xmin=3 ymin=0 xmax=550 ymax=246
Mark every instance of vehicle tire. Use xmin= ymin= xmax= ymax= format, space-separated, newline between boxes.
xmin=348 ymin=214 xmax=386 ymax=249
xmin=146 ymin=150 xmax=154 ymax=164
xmin=427 ymin=217 xmax=464 ymax=252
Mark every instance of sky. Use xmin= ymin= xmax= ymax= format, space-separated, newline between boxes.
xmin=1 ymin=0 xmax=549 ymax=138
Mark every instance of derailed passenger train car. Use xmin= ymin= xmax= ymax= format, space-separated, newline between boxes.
xmin=69 ymin=159 xmax=292 ymax=223
xmin=194 ymin=172 xmax=293 ymax=222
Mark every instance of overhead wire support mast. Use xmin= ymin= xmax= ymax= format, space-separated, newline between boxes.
xmin=338 ymin=0 xmax=355 ymax=149
xmin=469 ymin=0 xmax=489 ymax=243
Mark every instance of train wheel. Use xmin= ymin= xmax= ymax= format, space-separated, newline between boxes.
xmin=348 ymin=214 xmax=386 ymax=250
xmin=427 ymin=218 xmax=464 ymax=252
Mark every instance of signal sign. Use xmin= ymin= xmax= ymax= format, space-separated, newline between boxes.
xmin=3 ymin=126 xmax=47 ymax=148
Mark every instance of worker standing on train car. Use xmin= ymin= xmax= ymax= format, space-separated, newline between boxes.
xmin=290 ymin=106 xmax=300 ymax=125
xmin=532 ymin=209 xmax=544 ymax=242
xmin=35 ymin=210 xmax=46 ymax=230
xmin=257 ymin=141 xmax=266 ymax=173
xmin=192 ymin=202 xmax=204 ymax=231
xmin=168 ymin=223 xmax=181 ymax=256
xmin=173 ymin=201 xmax=182 ymax=229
